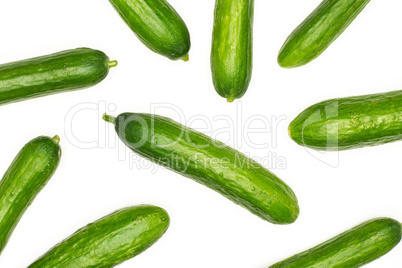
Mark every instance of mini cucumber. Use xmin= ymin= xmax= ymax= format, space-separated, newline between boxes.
xmin=0 ymin=48 xmax=117 ymax=105
xmin=103 ymin=112 xmax=299 ymax=224
xmin=211 ymin=0 xmax=254 ymax=102
xmin=29 ymin=205 xmax=169 ymax=268
xmin=0 ymin=136 xmax=61 ymax=255
xmin=109 ymin=0 xmax=190 ymax=61
xmin=270 ymin=218 xmax=402 ymax=268
xmin=278 ymin=0 xmax=371 ymax=68
xmin=289 ymin=90 xmax=402 ymax=150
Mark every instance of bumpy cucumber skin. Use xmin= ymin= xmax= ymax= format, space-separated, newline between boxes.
xmin=270 ymin=218 xmax=402 ymax=268
xmin=211 ymin=0 xmax=254 ymax=102
xmin=29 ymin=205 xmax=169 ymax=268
xmin=109 ymin=0 xmax=190 ymax=60
xmin=289 ymin=90 xmax=402 ymax=151
xmin=0 ymin=136 xmax=61 ymax=255
xmin=0 ymin=48 xmax=114 ymax=105
xmin=278 ymin=0 xmax=371 ymax=68
xmin=106 ymin=113 xmax=299 ymax=224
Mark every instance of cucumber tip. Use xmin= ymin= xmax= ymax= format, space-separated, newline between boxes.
xmin=181 ymin=54 xmax=189 ymax=62
xmin=108 ymin=60 xmax=118 ymax=68
xmin=52 ymin=135 xmax=61 ymax=144
xmin=227 ymin=97 xmax=235 ymax=103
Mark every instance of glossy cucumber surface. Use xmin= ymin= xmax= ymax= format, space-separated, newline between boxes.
xmin=29 ymin=205 xmax=169 ymax=268
xmin=270 ymin=218 xmax=402 ymax=268
xmin=0 ymin=48 xmax=116 ymax=105
xmin=211 ymin=0 xmax=254 ymax=102
xmin=278 ymin=0 xmax=371 ymax=68
xmin=0 ymin=136 xmax=61 ymax=255
xmin=289 ymin=90 xmax=402 ymax=150
xmin=109 ymin=0 xmax=190 ymax=60
xmin=104 ymin=113 xmax=299 ymax=224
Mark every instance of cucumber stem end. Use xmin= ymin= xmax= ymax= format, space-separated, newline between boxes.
xmin=227 ymin=97 xmax=235 ymax=103
xmin=181 ymin=54 xmax=189 ymax=62
xmin=52 ymin=135 xmax=61 ymax=144
xmin=103 ymin=113 xmax=116 ymax=125
xmin=107 ymin=60 xmax=118 ymax=68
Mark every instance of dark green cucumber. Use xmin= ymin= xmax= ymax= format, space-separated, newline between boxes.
xmin=0 ymin=136 xmax=61 ymax=255
xmin=270 ymin=218 xmax=402 ymax=268
xmin=289 ymin=90 xmax=402 ymax=151
xmin=29 ymin=205 xmax=169 ymax=268
xmin=278 ymin=0 xmax=371 ymax=68
xmin=109 ymin=0 xmax=190 ymax=61
xmin=211 ymin=0 xmax=254 ymax=102
xmin=103 ymin=112 xmax=299 ymax=224
xmin=0 ymin=48 xmax=117 ymax=105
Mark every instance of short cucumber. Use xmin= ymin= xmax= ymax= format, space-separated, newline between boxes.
xmin=289 ymin=90 xmax=402 ymax=150
xmin=0 ymin=136 xmax=61 ymax=255
xmin=211 ymin=0 xmax=254 ymax=102
xmin=103 ymin=112 xmax=299 ymax=224
xmin=109 ymin=0 xmax=190 ymax=61
xmin=29 ymin=205 xmax=169 ymax=268
xmin=278 ymin=0 xmax=371 ymax=68
xmin=269 ymin=217 xmax=402 ymax=267
xmin=0 ymin=48 xmax=117 ymax=105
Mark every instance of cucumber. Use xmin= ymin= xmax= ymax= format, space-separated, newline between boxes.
xmin=103 ymin=112 xmax=299 ymax=224
xmin=211 ymin=0 xmax=254 ymax=102
xmin=278 ymin=0 xmax=371 ymax=68
xmin=289 ymin=90 xmax=402 ymax=151
xmin=29 ymin=205 xmax=169 ymax=268
xmin=0 ymin=48 xmax=117 ymax=106
xmin=0 ymin=136 xmax=61 ymax=255
xmin=109 ymin=0 xmax=190 ymax=61
xmin=269 ymin=217 xmax=402 ymax=268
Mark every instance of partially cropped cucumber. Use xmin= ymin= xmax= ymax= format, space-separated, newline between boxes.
xmin=109 ymin=0 xmax=190 ymax=61
xmin=0 ymin=48 xmax=117 ymax=105
xmin=270 ymin=218 xmax=402 ymax=267
xmin=211 ymin=0 xmax=254 ymax=102
xmin=289 ymin=90 xmax=402 ymax=150
xmin=0 ymin=136 xmax=61 ymax=255
xmin=278 ymin=0 xmax=371 ymax=68
xmin=29 ymin=205 xmax=169 ymax=268
xmin=103 ymin=112 xmax=299 ymax=224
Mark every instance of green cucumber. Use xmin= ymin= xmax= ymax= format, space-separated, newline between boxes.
xmin=0 ymin=136 xmax=61 ymax=255
xmin=103 ymin=112 xmax=299 ymax=224
xmin=289 ymin=90 xmax=402 ymax=151
xmin=0 ymin=48 xmax=117 ymax=106
xmin=211 ymin=0 xmax=254 ymax=102
xmin=29 ymin=205 xmax=169 ymax=268
xmin=269 ymin=217 xmax=402 ymax=268
xmin=109 ymin=0 xmax=190 ymax=61
xmin=278 ymin=0 xmax=371 ymax=68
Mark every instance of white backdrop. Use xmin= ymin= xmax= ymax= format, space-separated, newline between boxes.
xmin=0 ymin=0 xmax=401 ymax=267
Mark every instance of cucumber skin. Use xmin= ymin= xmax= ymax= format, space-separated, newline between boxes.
xmin=0 ymin=136 xmax=61 ymax=255
xmin=278 ymin=0 xmax=371 ymax=68
xmin=109 ymin=0 xmax=190 ymax=60
xmin=211 ymin=0 xmax=254 ymax=102
xmin=0 ymin=48 xmax=114 ymax=105
xmin=107 ymin=113 xmax=299 ymax=224
xmin=29 ymin=205 xmax=170 ymax=268
xmin=289 ymin=90 xmax=402 ymax=150
xmin=270 ymin=218 xmax=402 ymax=268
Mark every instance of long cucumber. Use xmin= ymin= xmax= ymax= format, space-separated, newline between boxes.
xmin=103 ymin=112 xmax=299 ymax=224
xmin=29 ymin=205 xmax=170 ymax=268
xmin=270 ymin=218 xmax=402 ymax=267
xmin=0 ymin=136 xmax=61 ymax=255
xmin=0 ymin=48 xmax=116 ymax=105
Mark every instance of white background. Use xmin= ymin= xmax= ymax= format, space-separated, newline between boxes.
xmin=0 ymin=0 xmax=401 ymax=267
